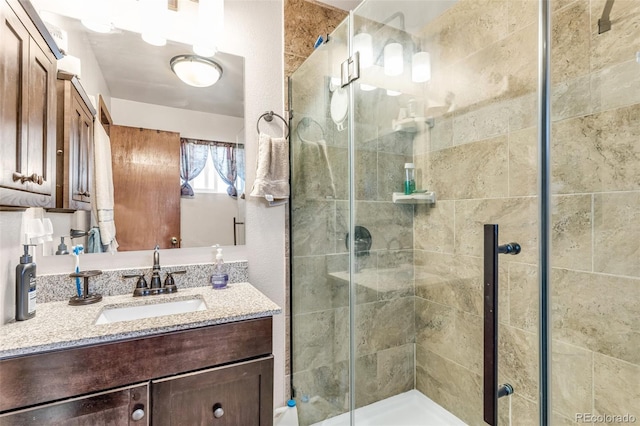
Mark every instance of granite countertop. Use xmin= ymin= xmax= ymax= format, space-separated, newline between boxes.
xmin=0 ymin=283 xmax=281 ymax=359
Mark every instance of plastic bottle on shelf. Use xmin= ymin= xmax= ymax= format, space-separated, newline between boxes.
xmin=404 ymin=163 xmax=416 ymax=195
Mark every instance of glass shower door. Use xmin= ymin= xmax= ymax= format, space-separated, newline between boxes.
xmin=289 ymin=17 xmax=353 ymax=426
xmin=351 ymin=1 xmax=541 ymax=424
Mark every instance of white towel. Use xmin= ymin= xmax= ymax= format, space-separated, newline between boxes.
xmin=293 ymin=138 xmax=336 ymax=200
xmin=92 ymin=122 xmax=118 ymax=252
xmin=250 ymin=133 xmax=289 ymax=205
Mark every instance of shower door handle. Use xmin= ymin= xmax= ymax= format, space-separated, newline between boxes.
xmin=483 ymin=224 xmax=518 ymax=426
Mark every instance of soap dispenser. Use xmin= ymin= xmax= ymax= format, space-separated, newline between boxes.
xmin=16 ymin=244 xmax=37 ymax=321
xmin=210 ymin=245 xmax=229 ymax=289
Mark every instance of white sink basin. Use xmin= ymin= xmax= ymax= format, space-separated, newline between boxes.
xmin=95 ymin=298 xmax=207 ymax=325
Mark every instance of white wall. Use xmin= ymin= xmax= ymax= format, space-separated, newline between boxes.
xmin=0 ymin=0 xmax=286 ymax=407
xmin=110 ymin=99 xmax=244 ymax=141
xmin=181 ymin=194 xmax=243 ymax=247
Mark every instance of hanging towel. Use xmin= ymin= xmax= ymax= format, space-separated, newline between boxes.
xmin=92 ymin=121 xmax=119 ymax=252
xmin=250 ymin=133 xmax=289 ymax=205
xmin=293 ymin=138 xmax=336 ymax=201
xmin=86 ymin=227 xmax=103 ymax=253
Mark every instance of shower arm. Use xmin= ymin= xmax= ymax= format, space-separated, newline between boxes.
xmin=598 ymin=0 xmax=615 ymax=34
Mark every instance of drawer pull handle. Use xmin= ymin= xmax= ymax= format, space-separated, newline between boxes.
xmin=213 ymin=403 xmax=224 ymax=418
xmin=12 ymin=172 xmax=43 ymax=185
xmin=131 ymin=407 xmax=145 ymax=421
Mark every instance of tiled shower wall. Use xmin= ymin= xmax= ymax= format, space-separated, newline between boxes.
xmin=283 ymin=0 xmax=347 ymax=403
xmin=413 ymin=1 xmax=639 ymax=425
xmin=289 ymin=20 xmax=418 ymax=422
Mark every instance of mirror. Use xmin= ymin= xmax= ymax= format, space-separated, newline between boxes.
xmin=29 ymin=0 xmax=246 ymax=253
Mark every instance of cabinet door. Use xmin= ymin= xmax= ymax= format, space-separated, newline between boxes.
xmin=0 ymin=1 xmax=29 ymax=192
xmin=0 ymin=383 xmax=149 ymax=426
xmin=71 ymin=91 xmax=93 ymax=205
xmin=152 ymin=356 xmax=273 ymax=426
xmin=25 ymin=37 xmax=56 ymax=197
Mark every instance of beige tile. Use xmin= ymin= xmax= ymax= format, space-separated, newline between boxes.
xmin=594 ymin=192 xmax=640 ymax=277
xmin=552 ymin=268 xmax=640 ymax=365
xmin=499 ymin=394 xmax=538 ymax=426
xmin=507 ymin=0 xmax=538 ymax=34
xmin=376 ymin=250 xmax=414 ymax=300
xmin=551 ymin=1 xmax=591 ymax=84
xmin=419 ymin=0 xmax=509 ymax=68
xmin=428 ymin=135 xmax=509 ymax=200
xmin=414 ymin=200 xmax=455 ymax=254
xmin=293 ymin=309 xmax=335 ymax=372
xmin=509 ymin=126 xmax=538 ymax=197
xmin=593 ymin=353 xmax=640 ymax=423
xmin=553 ymin=411 xmax=582 ymax=425
xmin=453 ymin=101 xmax=510 ymax=146
xmin=498 ymin=325 xmax=539 ymax=401
xmin=354 ymin=148 xmax=378 ymax=201
xmin=591 ymin=60 xmax=640 ymax=113
xmin=377 ymin=152 xmax=412 ymax=201
xmin=591 ymin=0 xmax=640 ymax=72
xmin=552 ymin=341 xmax=593 ymax=418
xmin=292 ymin=255 xmax=332 ymax=315
xmin=285 ymin=53 xmax=307 ymax=79
xmin=292 ymin=200 xmax=337 ymax=256
xmin=354 ymin=353 xmax=378 ymax=408
xmin=341 ymin=201 xmax=414 ymax=251
xmin=508 ymin=93 xmax=538 ymax=132
xmin=293 ymin=362 xmax=349 ymax=425
xmin=376 ymin=344 xmax=414 ymax=400
xmin=453 ymin=22 xmax=537 ymax=108
xmin=454 ymin=197 xmax=538 ymax=264
xmin=509 ymin=262 xmax=538 ymax=332
xmin=552 ymin=74 xmax=593 ymax=121
xmin=415 ymin=297 xmax=483 ymax=374
xmin=416 ymin=345 xmax=484 ymax=426
xmin=428 ymin=115 xmax=454 ymax=153
xmin=355 ymin=297 xmax=415 ymax=356
xmin=552 ymin=194 xmax=593 ymax=272
xmin=552 ymin=104 xmax=640 ymax=194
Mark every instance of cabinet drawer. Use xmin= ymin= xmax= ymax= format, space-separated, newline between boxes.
xmin=0 ymin=317 xmax=273 ymax=412
xmin=152 ymin=356 xmax=273 ymax=426
xmin=0 ymin=383 xmax=149 ymax=426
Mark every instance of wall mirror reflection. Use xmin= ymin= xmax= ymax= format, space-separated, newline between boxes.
xmin=28 ymin=0 xmax=247 ymax=253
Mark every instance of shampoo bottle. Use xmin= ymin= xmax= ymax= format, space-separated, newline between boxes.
xmin=16 ymin=245 xmax=37 ymax=321
xmin=210 ymin=245 xmax=229 ymax=289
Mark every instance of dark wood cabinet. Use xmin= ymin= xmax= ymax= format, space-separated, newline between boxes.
xmin=152 ymin=357 xmax=273 ymax=426
xmin=0 ymin=318 xmax=274 ymax=426
xmin=0 ymin=383 xmax=149 ymax=426
xmin=0 ymin=0 xmax=60 ymax=208
xmin=56 ymin=73 xmax=96 ymax=210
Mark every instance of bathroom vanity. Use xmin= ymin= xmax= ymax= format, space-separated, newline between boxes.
xmin=0 ymin=284 xmax=280 ymax=425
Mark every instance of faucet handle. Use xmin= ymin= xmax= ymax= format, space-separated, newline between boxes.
xmin=123 ymin=274 xmax=149 ymax=297
xmin=163 ymin=270 xmax=186 ymax=293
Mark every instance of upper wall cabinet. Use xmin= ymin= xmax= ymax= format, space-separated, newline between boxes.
xmin=0 ymin=0 xmax=61 ymax=208
xmin=56 ymin=72 xmax=96 ymax=211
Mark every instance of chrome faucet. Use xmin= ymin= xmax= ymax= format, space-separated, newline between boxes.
xmin=150 ymin=244 xmax=162 ymax=290
xmin=122 ymin=245 xmax=186 ymax=296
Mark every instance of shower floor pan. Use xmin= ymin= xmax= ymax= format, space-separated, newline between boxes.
xmin=311 ymin=389 xmax=467 ymax=426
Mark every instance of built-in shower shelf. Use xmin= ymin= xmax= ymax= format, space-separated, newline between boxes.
xmin=391 ymin=117 xmax=435 ymax=133
xmin=392 ymin=192 xmax=436 ymax=204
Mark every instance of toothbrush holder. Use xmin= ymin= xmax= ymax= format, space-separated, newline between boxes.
xmin=68 ymin=270 xmax=103 ymax=305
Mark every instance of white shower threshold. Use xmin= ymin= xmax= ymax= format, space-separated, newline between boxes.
xmin=311 ymin=389 xmax=467 ymax=426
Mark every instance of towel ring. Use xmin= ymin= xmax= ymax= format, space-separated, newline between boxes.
xmin=257 ymin=111 xmax=290 ymax=139
xmin=296 ymin=117 xmax=325 ymax=143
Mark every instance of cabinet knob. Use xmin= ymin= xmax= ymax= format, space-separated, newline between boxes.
xmin=213 ymin=403 xmax=224 ymax=418
xmin=131 ymin=407 xmax=145 ymax=421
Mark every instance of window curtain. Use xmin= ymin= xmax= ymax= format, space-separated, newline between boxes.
xmin=210 ymin=143 xmax=239 ymax=197
xmin=180 ymin=139 xmax=209 ymax=197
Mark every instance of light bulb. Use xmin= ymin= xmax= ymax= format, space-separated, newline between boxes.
xmin=360 ymin=84 xmax=377 ymax=91
xmin=412 ymin=51 xmax=431 ymax=83
xmin=386 ymin=90 xmax=401 ymax=96
xmin=384 ymin=43 xmax=403 ymax=76
xmin=140 ymin=0 xmax=167 ymax=47
xmin=354 ymin=32 xmax=373 ymax=68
